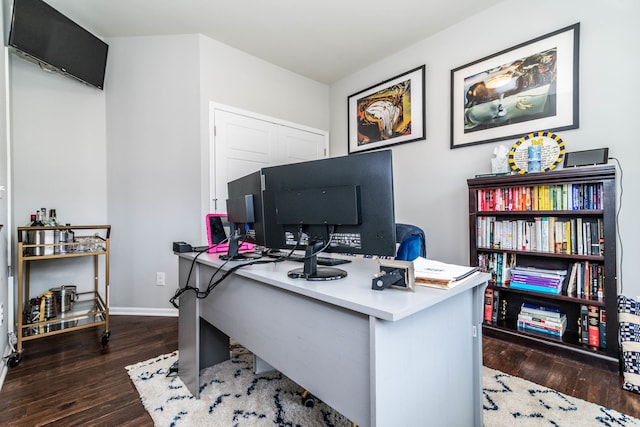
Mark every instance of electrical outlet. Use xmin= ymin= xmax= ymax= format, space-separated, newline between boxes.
xmin=156 ymin=272 xmax=166 ymax=286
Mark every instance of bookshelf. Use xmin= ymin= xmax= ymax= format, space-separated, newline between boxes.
xmin=468 ymin=165 xmax=619 ymax=371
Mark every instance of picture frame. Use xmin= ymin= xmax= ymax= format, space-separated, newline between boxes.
xmin=450 ymin=23 xmax=579 ymax=149
xmin=348 ymin=65 xmax=425 ymax=154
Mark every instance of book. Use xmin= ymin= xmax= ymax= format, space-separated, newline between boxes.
xmin=581 ymin=305 xmax=589 ymax=344
xmin=509 ymin=282 xmax=562 ymax=295
xmin=412 ymin=257 xmax=479 ymax=289
xmin=520 ymin=303 xmax=562 ymax=318
xmin=588 ymin=305 xmax=600 ymax=347
xmin=566 ymin=262 xmax=578 ymax=296
xmin=517 ymin=321 xmax=563 ymax=337
xmin=599 ymin=308 xmax=607 ymax=349
xmin=484 ymin=288 xmax=494 ymax=322
xmin=518 ymin=313 xmax=567 ymax=329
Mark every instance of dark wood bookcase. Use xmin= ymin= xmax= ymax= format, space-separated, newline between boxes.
xmin=468 ymin=165 xmax=619 ymax=371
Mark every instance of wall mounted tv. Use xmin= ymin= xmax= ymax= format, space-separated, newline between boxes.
xmin=8 ymin=0 xmax=109 ymax=90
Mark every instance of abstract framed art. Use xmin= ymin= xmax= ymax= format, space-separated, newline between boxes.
xmin=450 ymin=23 xmax=579 ymax=149
xmin=348 ymin=65 xmax=425 ymax=154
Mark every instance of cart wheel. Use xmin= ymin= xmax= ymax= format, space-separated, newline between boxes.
xmin=7 ymin=351 xmax=22 ymax=368
xmin=101 ymin=330 xmax=111 ymax=347
xmin=301 ymin=389 xmax=316 ymax=408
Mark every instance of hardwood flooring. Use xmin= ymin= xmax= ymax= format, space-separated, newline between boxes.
xmin=0 ymin=316 xmax=638 ymax=426
xmin=0 ymin=315 xmax=177 ymax=426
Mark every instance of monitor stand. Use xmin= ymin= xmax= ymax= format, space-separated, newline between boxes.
xmin=219 ymin=233 xmax=261 ymax=261
xmin=287 ymin=242 xmax=347 ymax=281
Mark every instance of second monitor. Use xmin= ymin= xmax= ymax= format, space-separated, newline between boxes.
xmin=261 ymin=149 xmax=397 ymax=280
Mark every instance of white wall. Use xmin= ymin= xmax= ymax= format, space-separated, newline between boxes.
xmin=10 ymin=58 xmax=108 ymax=298
xmin=330 ymin=0 xmax=640 ymax=298
xmin=105 ymin=34 xmax=329 ymax=312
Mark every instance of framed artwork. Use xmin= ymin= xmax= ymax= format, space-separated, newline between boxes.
xmin=450 ymin=23 xmax=579 ymax=149
xmin=348 ymin=65 xmax=425 ymax=154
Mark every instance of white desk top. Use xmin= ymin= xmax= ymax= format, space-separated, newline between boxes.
xmin=179 ymin=252 xmax=489 ymax=322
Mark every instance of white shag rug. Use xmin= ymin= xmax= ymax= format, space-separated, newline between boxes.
xmin=126 ymin=348 xmax=640 ymax=426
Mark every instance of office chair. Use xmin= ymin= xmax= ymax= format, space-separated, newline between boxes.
xmin=395 ymin=223 xmax=426 ymax=261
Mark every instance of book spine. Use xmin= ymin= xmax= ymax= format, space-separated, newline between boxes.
xmin=518 ymin=313 xmax=566 ymax=328
xmin=520 ymin=304 xmax=562 ymax=318
xmin=581 ymin=305 xmax=589 ymax=344
xmin=509 ymin=282 xmax=561 ymax=294
xmin=484 ymin=288 xmax=494 ymax=322
xmin=517 ymin=321 xmax=562 ymax=337
xmin=599 ymin=308 xmax=607 ymax=349
xmin=588 ymin=305 xmax=600 ymax=347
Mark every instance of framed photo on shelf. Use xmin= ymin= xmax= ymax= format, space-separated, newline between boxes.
xmin=348 ymin=65 xmax=425 ymax=154
xmin=450 ymin=23 xmax=580 ymax=149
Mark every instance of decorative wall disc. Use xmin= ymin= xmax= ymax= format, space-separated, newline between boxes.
xmin=508 ymin=131 xmax=566 ymax=174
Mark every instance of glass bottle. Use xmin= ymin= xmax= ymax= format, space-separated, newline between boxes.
xmin=49 ymin=209 xmax=58 ymax=226
xmin=33 ymin=211 xmax=44 ymax=226
xmin=66 ymin=223 xmax=75 ymax=253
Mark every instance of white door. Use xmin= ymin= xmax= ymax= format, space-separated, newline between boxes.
xmin=210 ymin=104 xmax=328 ymax=214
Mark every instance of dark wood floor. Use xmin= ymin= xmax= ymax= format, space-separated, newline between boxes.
xmin=1 ymin=315 xmax=639 ymax=426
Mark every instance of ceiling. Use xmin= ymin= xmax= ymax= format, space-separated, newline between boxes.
xmin=45 ymin=0 xmax=504 ymax=84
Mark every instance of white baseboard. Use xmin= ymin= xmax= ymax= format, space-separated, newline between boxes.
xmin=109 ymin=307 xmax=178 ymax=317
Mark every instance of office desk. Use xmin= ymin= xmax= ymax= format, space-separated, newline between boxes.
xmin=177 ymin=252 xmax=489 ymax=427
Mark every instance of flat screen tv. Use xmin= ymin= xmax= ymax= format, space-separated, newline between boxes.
xmin=8 ymin=0 xmax=109 ymax=90
xmin=261 ymin=149 xmax=397 ymax=280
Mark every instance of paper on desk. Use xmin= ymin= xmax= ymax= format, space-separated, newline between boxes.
xmin=412 ymin=257 xmax=479 ymax=289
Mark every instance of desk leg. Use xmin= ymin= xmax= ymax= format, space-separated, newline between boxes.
xmin=200 ymin=317 xmax=231 ymax=369
xmin=179 ymin=258 xmax=231 ymax=398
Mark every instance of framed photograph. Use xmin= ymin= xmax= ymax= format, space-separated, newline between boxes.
xmin=450 ymin=23 xmax=579 ymax=149
xmin=348 ymin=65 xmax=425 ymax=154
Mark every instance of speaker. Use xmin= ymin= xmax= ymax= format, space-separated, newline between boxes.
xmin=563 ymin=148 xmax=609 ymax=168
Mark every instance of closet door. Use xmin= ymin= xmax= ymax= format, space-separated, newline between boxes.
xmin=210 ymin=105 xmax=327 ymax=213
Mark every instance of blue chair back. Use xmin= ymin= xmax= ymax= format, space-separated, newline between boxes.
xmin=395 ymin=223 xmax=426 ymax=261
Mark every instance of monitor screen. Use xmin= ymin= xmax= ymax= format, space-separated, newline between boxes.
xmin=223 ymin=171 xmax=265 ymax=260
xmin=261 ymin=150 xmax=396 ymax=279
xmin=9 ymin=0 xmax=109 ymax=89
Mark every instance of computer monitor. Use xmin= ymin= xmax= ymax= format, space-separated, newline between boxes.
xmin=261 ymin=150 xmax=397 ymax=280
xmin=223 ymin=171 xmax=264 ymax=260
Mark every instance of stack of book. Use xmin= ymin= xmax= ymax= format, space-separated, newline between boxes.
xmin=517 ymin=303 xmax=567 ymax=337
xmin=508 ymin=266 xmax=567 ymax=295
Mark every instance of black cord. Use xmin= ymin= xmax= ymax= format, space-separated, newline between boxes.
xmin=169 ymin=225 xmax=337 ymax=308
xmin=170 ymin=235 xmax=286 ymax=308
xmin=609 ymin=157 xmax=624 ymax=294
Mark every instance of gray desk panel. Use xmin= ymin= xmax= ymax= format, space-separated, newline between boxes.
xmin=197 ymin=262 xmax=371 ymax=423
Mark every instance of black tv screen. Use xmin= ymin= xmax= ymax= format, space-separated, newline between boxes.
xmin=8 ymin=0 xmax=109 ymax=90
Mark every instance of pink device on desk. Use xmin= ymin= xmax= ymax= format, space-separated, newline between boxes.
xmin=206 ymin=214 xmax=254 ymax=253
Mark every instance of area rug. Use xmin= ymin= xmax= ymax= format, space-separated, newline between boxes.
xmin=126 ymin=347 xmax=640 ymax=426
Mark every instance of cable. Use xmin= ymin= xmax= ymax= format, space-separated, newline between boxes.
xmin=170 ymin=225 xmax=336 ymax=308
xmin=608 ymin=157 xmax=624 ymax=294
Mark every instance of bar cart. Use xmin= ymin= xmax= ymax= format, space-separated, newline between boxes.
xmin=7 ymin=225 xmax=111 ymax=367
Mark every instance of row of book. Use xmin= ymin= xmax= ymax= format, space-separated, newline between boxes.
xmin=579 ymin=304 xmax=607 ymax=349
xmin=517 ymin=303 xmax=567 ymax=337
xmin=477 ymin=182 xmax=603 ymax=212
xmin=509 ymin=266 xmax=567 ymax=295
xmin=482 ymin=295 xmax=607 ymax=349
xmin=478 ymin=252 xmax=516 ymax=285
xmin=478 ymin=253 xmax=604 ymax=300
xmin=477 ymin=216 xmax=604 ymax=256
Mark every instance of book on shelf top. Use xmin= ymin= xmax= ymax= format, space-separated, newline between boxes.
xmin=412 ymin=257 xmax=479 ymax=289
xmin=521 ymin=302 xmax=562 ymax=318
